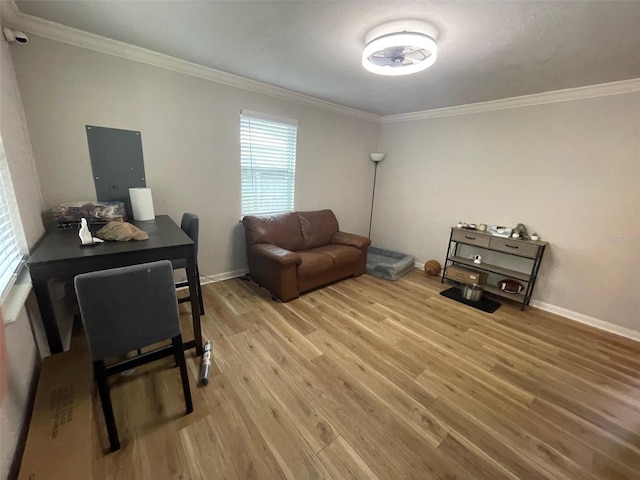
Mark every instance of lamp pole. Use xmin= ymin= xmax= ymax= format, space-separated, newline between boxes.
xmin=368 ymin=153 xmax=385 ymax=239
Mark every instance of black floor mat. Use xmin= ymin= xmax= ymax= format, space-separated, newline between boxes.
xmin=439 ymin=287 xmax=501 ymax=313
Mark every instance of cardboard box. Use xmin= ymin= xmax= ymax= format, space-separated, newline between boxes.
xmin=18 ymin=347 xmax=93 ymax=480
xmin=445 ymin=265 xmax=487 ymax=286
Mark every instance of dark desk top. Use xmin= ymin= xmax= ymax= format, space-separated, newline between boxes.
xmin=27 ymin=215 xmax=194 ymax=267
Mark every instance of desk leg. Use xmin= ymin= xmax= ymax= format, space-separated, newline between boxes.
xmin=186 ymin=262 xmax=203 ymax=356
xmin=32 ymin=279 xmax=63 ymax=354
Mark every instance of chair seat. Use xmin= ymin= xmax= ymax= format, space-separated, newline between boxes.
xmin=171 ymin=258 xmax=188 ymax=269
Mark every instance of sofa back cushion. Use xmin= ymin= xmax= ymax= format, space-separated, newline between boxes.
xmin=243 ymin=212 xmax=305 ymax=251
xmin=297 ymin=209 xmax=339 ymax=250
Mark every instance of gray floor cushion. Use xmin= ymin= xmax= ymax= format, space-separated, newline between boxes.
xmin=366 ymin=246 xmax=415 ymax=281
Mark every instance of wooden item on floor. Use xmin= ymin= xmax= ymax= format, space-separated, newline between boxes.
xmin=442 ymin=226 xmax=548 ymax=309
xmin=19 ymin=347 xmax=93 ymax=480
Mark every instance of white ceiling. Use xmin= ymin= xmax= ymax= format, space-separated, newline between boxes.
xmin=11 ymin=1 xmax=640 ymax=116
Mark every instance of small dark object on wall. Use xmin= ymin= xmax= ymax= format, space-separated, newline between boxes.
xmin=424 ymin=260 xmax=441 ymax=276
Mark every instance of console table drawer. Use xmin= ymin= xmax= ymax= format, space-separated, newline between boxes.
xmin=489 ymin=237 xmax=539 ymax=258
xmin=451 ymin=229 xmax=491 ymax=248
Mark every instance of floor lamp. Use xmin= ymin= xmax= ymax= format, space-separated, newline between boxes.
xmin=368 ymin=153 xmax=386 ymax=239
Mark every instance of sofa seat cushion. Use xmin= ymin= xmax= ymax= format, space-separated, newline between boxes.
xmin=297 ymin=251 xmax=334 ymax=279
xmin=310 ymin=244 xmax=362 ymax=269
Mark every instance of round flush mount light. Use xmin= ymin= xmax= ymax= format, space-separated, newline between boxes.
xmin=362 ymin=21 xmax=439 ymax=76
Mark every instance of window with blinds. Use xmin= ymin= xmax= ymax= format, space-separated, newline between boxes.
xmin=240 ymin=110 xmax=297 ymax=216
xmin=0 ymin=135 xmax=26 ymax=303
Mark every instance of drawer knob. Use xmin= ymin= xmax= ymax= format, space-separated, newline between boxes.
xmin=505 ymin=244 xmax=519 ymax=249
xmin=464 ymin=236 xmax=476 ymax=240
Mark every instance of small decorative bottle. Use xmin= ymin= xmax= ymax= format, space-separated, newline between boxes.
xmin=79 ymin=218 xmax=93 ymax=244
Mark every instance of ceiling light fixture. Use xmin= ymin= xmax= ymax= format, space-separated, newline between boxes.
xmin=362 ymin=20 xmax=439 ymax=77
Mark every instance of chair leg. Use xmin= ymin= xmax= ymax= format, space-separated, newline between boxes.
xmin=94 ymin=361 xmax=120 ymax=452
xmin=172 ymin=334 xmax=193 ymax=414
xmin=196 ymin=265 xmax=205 ymax=315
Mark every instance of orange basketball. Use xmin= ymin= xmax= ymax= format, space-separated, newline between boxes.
xmin=424 ymin=260 xmax=441 ymax=276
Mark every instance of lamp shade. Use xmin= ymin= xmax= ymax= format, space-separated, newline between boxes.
xmin=370 ymin=153 xmax=386 ymax=162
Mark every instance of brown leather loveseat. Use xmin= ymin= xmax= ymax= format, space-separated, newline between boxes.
xmin=242 ymin=209 xmax=371 ymax=301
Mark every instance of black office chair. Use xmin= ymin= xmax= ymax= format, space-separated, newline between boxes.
xmin=74 ymin=260 xmax=193 ymax=452
xmin=173 ymin=213 xmax=205 ymax=315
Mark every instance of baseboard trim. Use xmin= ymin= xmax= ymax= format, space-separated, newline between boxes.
xmin=200 ymin=268 xmax=249 ymax=285
xmin=529 ymin=300 xmax=640 ymax=342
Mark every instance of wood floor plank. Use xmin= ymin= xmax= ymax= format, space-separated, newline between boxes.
xmin=427 ymin=395 xmax=552 ymax=480
xmin=310 ymin=354 xmax=455 ymax=480
xmin=305 ymin=313 xmax=438 ymax=407
xmin=255 ymin=301 xmax=324 ymax=361
xmin=529 ymin=396 xmax=640 ymax=470
xmin=492 ymin=362 xmax=640 ymax=449
xmin=250 ymin=324 xmax=334 ymax=400
xmin=478 ymin=341 xmax=640 ymax=412
xmin=436 ymin=432 xmax=521 ymax=480
xmin=307 ymin=329 xmax=448 ymax=447
xmin=432 ymin=383 xmax=601 ymax=480
xmin=228 ymin=331 xmax=339 ymax=453
xmin=217 ymin=353 xmax=332 ymax=479
xmin=198 ymin=373 xmax=288 ymax=480
xmin=399 ymin=335 xmax=536 ymax=408
xmin=316 ymin=436 xmax=381 ymax=480
xmin=94 ymin=270 xmax=640 ymax=480
xmin=470 ymin=328 xmax=640 ymax=403
xmin=417 ymin=365 xmax=638 ymax=478
xmin=300 ymin=298 xmax=426 ymax=377
xmin=178 ymin=415 xmax=241 ymax=480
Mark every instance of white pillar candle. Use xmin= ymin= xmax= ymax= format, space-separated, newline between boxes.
xmin=129 ymin=187 xmax=155 ymax=221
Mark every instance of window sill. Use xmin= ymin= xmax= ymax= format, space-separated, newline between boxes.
xmin=2 ymin=269 xmax=32 ymax=323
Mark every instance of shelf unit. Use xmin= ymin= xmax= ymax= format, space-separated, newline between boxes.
xmin=441 ymin=227 xmax=548 ymax=310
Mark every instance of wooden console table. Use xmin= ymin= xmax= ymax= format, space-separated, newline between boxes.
xmin=442 ymin=227 xmax=548 ymax=310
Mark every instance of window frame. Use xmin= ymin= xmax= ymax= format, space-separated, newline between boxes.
xmin=0 ymin=134 xmax=27 ymax=304
xmin=240 ymin=109 xmax=297 ymax=217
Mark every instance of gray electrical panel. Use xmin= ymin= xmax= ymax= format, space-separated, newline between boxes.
xmin=86 ymin=125 xmax=146 ymax=217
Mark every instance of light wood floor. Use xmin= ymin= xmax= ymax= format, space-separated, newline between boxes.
xmin=93 ymin=270 xmax=640 ymax=479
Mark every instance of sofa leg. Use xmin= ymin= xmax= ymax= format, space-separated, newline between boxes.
xmin=271 ymin=294 xmax=281 ymax=302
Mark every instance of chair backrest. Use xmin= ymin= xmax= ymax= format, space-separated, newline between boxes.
xmin=180 ymin=213 xmax=199 ymax=257
xmin=74 ymin=260 xmax=181 ymax=361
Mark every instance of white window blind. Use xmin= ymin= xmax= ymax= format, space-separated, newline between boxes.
xmin=0 ymin=135 xmax=26 ymax=302
xmin=240 ymin=110 xmax=297 ymax=216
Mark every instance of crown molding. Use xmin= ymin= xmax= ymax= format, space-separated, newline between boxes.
xmin=382 ymin=78 xmax=640 ymax=123
xmin=4 ymin=0 xmax=638 ymax=125
xmin=1 ymin=1 xmax=380 ymax=123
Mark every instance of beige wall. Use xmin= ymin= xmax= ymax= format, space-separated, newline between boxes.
xmin=10 ymin=35 xmax=380 ymax=277
xmin=1 ymin=38 xmax=45 ymax=480
xmin=377 ymin=93 xmax=640 ymax=331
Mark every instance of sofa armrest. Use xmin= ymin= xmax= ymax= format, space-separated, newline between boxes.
xmin=250 ymin=243 xmax=302 ymax=266
xmin=331 ymin=231 xmax=371 ymax=250
xmin=247 ymin=243 xmax=302 ymax=301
